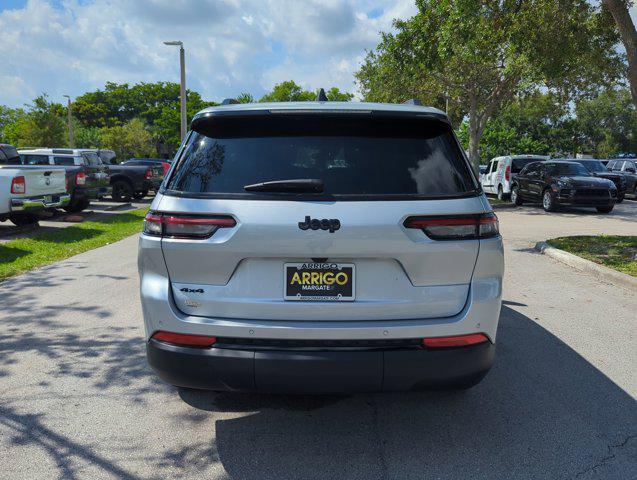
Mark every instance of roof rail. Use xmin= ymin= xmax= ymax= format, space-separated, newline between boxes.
xmin=221 ymin=98 xmax=240 ymax=105
xmin=316 ymin=88 xmax=328 ymax=102
xmin=403 ymin=98 xmax=422 ymax=106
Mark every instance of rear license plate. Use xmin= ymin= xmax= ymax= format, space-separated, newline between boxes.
xmin=284 ymin=263 xmax=355 ymax=301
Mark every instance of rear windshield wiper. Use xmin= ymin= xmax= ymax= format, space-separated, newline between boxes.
xmin=243 ymin=179 xmax=324 ymax=193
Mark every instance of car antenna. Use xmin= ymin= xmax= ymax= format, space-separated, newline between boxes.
xmin=221 ymin=98 xmax=240 ymax=105
xmin=403 ymin=98 xmax=422 ymax=106
xmin=316 ymin=88 xmax=328 ymax=102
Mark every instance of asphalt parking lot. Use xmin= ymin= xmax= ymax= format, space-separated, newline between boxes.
xmin=0 ymin=201 xmax=635 ymax=480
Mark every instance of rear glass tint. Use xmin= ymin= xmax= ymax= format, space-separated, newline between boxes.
xmin=53 ymin=156 xmax=75 ymax=166
xmin=166 ymin=114 xmax=476 ymax=198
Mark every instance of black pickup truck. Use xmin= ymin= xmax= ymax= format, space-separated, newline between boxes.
xmin=14 ymin=149 xmax=111 ymax=212
xmin=107 ymin=164 xmax=164 ymax=201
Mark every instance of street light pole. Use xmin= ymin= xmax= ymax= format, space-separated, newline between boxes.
xmin=63 ymin=95 xmax=74 ymax=148
xmin=164 ymin=41 xmax=187 ymax=141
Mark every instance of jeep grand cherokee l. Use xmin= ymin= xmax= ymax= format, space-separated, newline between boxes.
xmin=138 ymin=99 xmax=504 ymax=394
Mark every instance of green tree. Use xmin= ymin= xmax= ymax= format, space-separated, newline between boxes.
xmin=260 ymin=81 xmax=354 ymax=103
xmin=100 ymin=118 xmax=156 ymax=160
xmin=259 ymin=80 xmax=316 ymax=102
xmin=356 ymin=0 xmax=624 ymax=167
xmin=575 ymin=88 xmax=637 ymax=157
xmin=235 ymin=92 xmax=255 ymax=103
xmin=74 ymin=124 xmax=103 ymax=149
xmin=325 ymin=87 xmax=354 ymax=102
xmin=0 ymin=106 xmax=26 ymax=144
xmin=73 ymin=82 xmax=215 ymax=155
xmin=4 ymin=95 xmax=67 ymax=148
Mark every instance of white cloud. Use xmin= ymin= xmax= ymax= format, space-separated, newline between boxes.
xmin=0 ymin=0 xmax=417 ymax=107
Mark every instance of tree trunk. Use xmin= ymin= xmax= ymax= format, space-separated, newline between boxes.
xmin=467 ymin=96 xmax=481 ymax=170
xmin=603 ymin=0 xmax=637 ymax=107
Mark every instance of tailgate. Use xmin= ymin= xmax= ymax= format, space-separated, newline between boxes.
xmin=22 ymin=169 xmax=66 ymax=196
xmin=159 ymin=197 xmax=484 ymax=321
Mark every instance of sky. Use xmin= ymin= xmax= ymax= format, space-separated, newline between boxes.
xmin=0 ymin=1 xmax=635 ymax=108
xmin=0 ymin=0 xmax=419 ymax=107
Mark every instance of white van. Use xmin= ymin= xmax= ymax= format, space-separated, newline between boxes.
xmin=481 ymin=154 xmax=549 ymax=200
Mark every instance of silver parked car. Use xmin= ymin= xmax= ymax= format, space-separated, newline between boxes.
xmin=138 ymin=99 xmax=504 ymax=394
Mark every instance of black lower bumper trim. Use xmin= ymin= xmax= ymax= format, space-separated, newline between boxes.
xmin=147 ymin=338 xmax=495 ymax=394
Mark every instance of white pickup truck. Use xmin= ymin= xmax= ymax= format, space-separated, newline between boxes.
xmin=0 ymin=144 xmax=71 ymax=226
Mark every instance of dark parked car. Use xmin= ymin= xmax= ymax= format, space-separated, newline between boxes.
xmin=571 ymin=159 xmax=627 ymax=202
xmin=16 ymin=149 xmax=111 ymax=212
xmin=510 ymin=160 xmax=617 ymax=213
xmin=607 ymin=159 xmax=637 ymax=198
xmin=107 ymin=163 xmax=164 ymax=201
xmin=122 ymin=158 xmax=171 ymax=175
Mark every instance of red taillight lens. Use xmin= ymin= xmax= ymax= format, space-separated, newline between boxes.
xmin=143 ymin=212 xmax=236 ymax=238
xmin=11 ymin=176 xmax=26 ymax=194
xmin=162 ymin=163 xmax=170 ymax=175
xmin=75 ymin=172 xmax=86 ymax=185
xmin=145 ymin=168 xmax=152 ymax=179
xmin=404 ymin=213 xmax=499 ymax=240
xmin=152 ymin=331 xmax=217 ymax=348
xmin=505 ymin=165 xmax=511 ymax=182
xmin=422 ymin=333 xmax=489 ymax=349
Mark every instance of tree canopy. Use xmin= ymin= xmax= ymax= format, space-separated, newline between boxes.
xmin=356 ymin=0 xmax=625 ymax=167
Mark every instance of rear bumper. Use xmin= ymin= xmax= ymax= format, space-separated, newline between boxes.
xmin=10 ymin=193 xmax=71 ymax=212
xmin=75 ymin=186 xmax=112 ymax=200
xmin=147 ymin=338 xmax=495 ymax=393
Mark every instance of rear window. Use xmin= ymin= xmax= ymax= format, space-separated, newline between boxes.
xmin=20 ymin=154 xmax=49 ymax=165
xmin=53 ymin=156 xmax=75 ymax=166
xmin=166 ymin=114 xmax=477 ymax=199
xmin=511 ymin=158 xmax=544 ymax=173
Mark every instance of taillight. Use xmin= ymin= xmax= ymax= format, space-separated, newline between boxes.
xmin=152 ymin=331 xmax=217 ymax=348
xmin=143 ymin=212 xmax=236 ymax=238
xmin=422 ymin=333 xmax=489 ymax=349
xmin=75 ymin=172 xmax=86 ymax=185
xmin=65 ymin=175 xmax=68 ymax=191
xmin=145 ymin=168 xmax=152 ymax=179
xmin=11 ymin=176 xmax=26 ymax=194
xmin=162 ymin=163 xmax=170 ymax=175
xmin=404 ymin=213 xmax=499 ymax=240
xmin=505 ymin=165 xmax=511 ymax=182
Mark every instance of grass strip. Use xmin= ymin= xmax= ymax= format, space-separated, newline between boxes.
xmin=0 ymin=208 xmax=147 ymax=281
xmin=547 ymin=235 xmax=637 ymax=277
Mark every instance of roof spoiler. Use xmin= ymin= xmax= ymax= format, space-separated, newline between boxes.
xmin=403 ymin=98 xmax=422 ymax=106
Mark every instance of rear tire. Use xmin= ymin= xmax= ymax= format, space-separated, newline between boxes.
xmin=596 ymin=206 xmax=613 ymax=214
xmin=112 ymin=180 xmax=133 ymax=202
xmin=542 ymin=189 xmax=556 ymax=212
xmin=510 ymin=185 xmax=523 ymax=205
xmin=8 ymin=213 xmax=39 ymax=226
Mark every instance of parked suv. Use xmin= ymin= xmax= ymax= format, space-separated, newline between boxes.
xmin=607 ymin=159 xmax=637 ymax=198
xmin=139 ymin=100 xmax=504 ymax=394
xmin=510 ymin=160 xmax=617 ymax=213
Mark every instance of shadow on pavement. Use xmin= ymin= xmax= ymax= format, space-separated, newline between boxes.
xmin=176 ymin=305 xmax=636 ymax=480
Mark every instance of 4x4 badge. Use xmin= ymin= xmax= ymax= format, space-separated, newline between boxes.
xmin=298 ymin=216 xmax=341 ymax=233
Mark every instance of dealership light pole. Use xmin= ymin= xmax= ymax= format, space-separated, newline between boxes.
xmin=164 ymin=40 xmax=187 ymax=141
xmin=63 ymin=94 xmax=74 ymax=148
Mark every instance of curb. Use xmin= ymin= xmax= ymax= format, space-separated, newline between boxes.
xmin=534 ymin=241 xmax=637 ymax=291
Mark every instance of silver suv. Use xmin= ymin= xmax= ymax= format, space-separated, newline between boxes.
xmin=138 ymin=99 xmax=504 ymax=394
